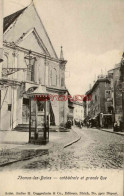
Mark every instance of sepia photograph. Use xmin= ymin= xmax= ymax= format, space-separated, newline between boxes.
xmin=0 ymin=0 xmax=123 ymax=195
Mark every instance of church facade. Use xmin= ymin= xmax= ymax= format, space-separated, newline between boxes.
xmin=0 ymin=3 xmax=68 ymax=130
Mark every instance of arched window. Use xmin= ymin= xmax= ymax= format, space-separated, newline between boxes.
xmin=51 ymin=68 xmax=57 ymax=86
xmin=61 ymin=77 xmax=64 ymax=87
xmin=61 ymin=72 xmax=65 ymax=87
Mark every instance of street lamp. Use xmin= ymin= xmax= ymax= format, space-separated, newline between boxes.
xmin=24 ymin=50 xmax=37 ymax=81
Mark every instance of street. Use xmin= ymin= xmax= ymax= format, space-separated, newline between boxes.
xmin=1 ymin=127 xmax=124 ymax=171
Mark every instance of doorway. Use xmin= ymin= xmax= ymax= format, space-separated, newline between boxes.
xmin=22 ymin=98 xmax=29 ymax=124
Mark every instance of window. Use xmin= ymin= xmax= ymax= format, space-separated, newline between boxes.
xmin=61 ymin=72 xmax=65 ymax=87
xmin=108 ymin=106 xmax=113 ymax=114
xmin=25 ymin=57 xmax=35 ymax=82
xmin=37 ymin=101 xmax=44 ymax=112
xmin=27 ymin=65 xmax=34 ymax=82
xmin=51 ymin=68 xmax=57 ymax=86
xmin=23 ymin=98 xmax=29 ymax=105
xmin=61 ymin=77 xmax=64 ymax=87
xmin=105 ymin=90 xmax=111 ymax=99
xmin=8 ymin=104 xmax=12 ymax=111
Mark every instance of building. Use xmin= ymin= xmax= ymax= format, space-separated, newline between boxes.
xmin=0 ymin=0 xmax=3 ymax=131
xmin=0 ymin=0 xmax=3 ymax=64
xmin=0 ymin=2 xmax=68 ymax=130
xmin=83 ymin=90 xmax=91 ymax=125
xmin=84 ymin=75 xmax=113 ymax=128
xmin=73 ymin=101 xmax=84 ymax=124
xmin=67 ymin=92 xmax=74 ymax=124
xmin=108 ymin=63 xmax=123 ymax=126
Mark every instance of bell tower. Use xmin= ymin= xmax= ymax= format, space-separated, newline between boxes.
xmin=59 ymin=46 xmax=67 ymax=88
xmin=59 ymin=46 xmax=68 ymax=127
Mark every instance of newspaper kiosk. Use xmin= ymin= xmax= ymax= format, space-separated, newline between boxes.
xmin=28 ymin=86 xmax=49 ymax=145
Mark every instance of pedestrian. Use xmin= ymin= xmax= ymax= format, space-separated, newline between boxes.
xmin=114 ymin=121 xmax=118 ymax=132
xmin=87 ymin=121 xmax=89 ymax=128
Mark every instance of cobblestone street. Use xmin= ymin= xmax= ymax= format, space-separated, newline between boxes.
xmin=1 ymin=127 xmax=124 ymax=171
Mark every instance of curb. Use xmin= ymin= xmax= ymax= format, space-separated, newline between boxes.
xmin=64 ymin=128 xmax=81 ymax=148
xmin=0 ymin=128 xmax=81 ymax=167
xmin=100 ymin=129 xmax=124 ymax=136
xmin=0 ymin=150 xmax=48 ymax=167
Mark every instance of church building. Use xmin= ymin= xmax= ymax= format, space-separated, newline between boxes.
xmin=0 ymin=2 xmax=68 ymax=130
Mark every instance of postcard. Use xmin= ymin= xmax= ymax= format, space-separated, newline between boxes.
xmin=0 ymin=0 xmax=123 ymax=195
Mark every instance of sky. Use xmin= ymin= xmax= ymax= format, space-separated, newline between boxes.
xmin=3 ymin=0 xmax=124 ymax=95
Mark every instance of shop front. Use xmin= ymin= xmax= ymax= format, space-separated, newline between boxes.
xmin=101 ymin=114 xmax=113 ymax=128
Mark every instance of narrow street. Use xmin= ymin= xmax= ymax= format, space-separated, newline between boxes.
xmin=1 ymin=127 xmax=124 ymax=171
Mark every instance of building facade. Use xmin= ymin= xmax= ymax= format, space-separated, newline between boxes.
xmin=108 ymin=63 xmax=123 ymax=124
xmin=0 ymin=3 xmax=68 ymax=130
xmin=84 ymin=75 xmax=113 ymax=128
xmin=73 ymin=101 xmax=84 ymax=124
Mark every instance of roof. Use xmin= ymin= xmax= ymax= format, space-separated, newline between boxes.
xmin=27 ymin=85 xmax=47 ymax=96
xmin=108 ymin=63 xmax=121 ymax=72
xmin=85 ymin=89 xmax=92 ymax=96
xmin=4 ymin=7 xmax=27 ymax=32
xmin=114 ymin=63 xmax=121 ymax=69
xmin=3 ymin=4 xmax=58 ymax=59
xmin=86 ymin=77 xmax=110 ymax=95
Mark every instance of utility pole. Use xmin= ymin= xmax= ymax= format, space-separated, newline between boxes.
xmin=120 ymin=52 xmax=124 ymax=132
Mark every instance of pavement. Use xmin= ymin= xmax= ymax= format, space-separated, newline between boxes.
xmin=1 ymin=127 xmax=123 ymax=171
xmin=0 ymin=127 xmax=80 ymax=167
xmin=0 ymin=126 xmax=123 ymax=168
xmin=88 ymin=126 xmax=124 ymax=136
xmin=100 ymin=128 xmax=124 ymax=136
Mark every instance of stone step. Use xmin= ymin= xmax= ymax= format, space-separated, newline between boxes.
xmin=17 ymin=124 xmax=29 ymax=127
xmin=14 ymin=125 xmax=66 ymax=132
xmin=14 ymin=124 xmax=29 ymax=132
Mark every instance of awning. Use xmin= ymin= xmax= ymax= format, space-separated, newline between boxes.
xmin=103 ymin=114 xmax=112 ymax=116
